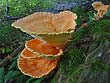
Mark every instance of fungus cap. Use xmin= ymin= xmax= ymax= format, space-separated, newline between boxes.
xmin=12 ymin=11 xmax=77 ymax=49
xmin=12 ymin=11 xmax=77 ymax=34
xmin=25 ymin=39 xmax=63 ymax=59
xmin=92 ymin=2 xmax=104 ymax=10
xmin=32 ymin=30 xmax=74 ymax=49
xmin=21 ymin=48 xmax=37 ymax=59
xmin=92 ymin=2 xmax=109 ymax=17
xmin=18 ymin=54 xmax=60 ymax=78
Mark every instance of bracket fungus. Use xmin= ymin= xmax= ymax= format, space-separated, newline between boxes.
xmin=92 ymin=2 xmax=109 ymax=18
xmin=18 ymin=38 xmax=62 ymax=78
xmin=18 ymin=55 xmax=60 ymax=78
xmin=12 ymin=11 xmax=77 ymax=49
xmin=25 ymin=39 xmax=63 ymax=59
xmin=21 ymin=48 xmax=37 ymax=59
xmin=12 ymin=11 xmax=77 ymax=78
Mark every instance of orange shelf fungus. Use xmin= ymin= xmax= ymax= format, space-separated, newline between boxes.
xmin=92 ymin=2 xmax=109 ymax=18
xmin=18 ymin=38 xmax=62 ymax=78
xmin=25 ymin=39 xmax=63 ymax=58
xmin=18 ymin=55 xmax=60 ymax=78
xmin=12 ymin=11 xmax=77 ymax=49
xmin=12 ymin=11 xmax=77 ymax=78
xmin=21 ymin=48 xmax=37 ymax=59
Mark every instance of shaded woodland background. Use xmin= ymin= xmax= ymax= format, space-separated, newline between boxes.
xmin=0 ymin=0 xmax=110 ymax=83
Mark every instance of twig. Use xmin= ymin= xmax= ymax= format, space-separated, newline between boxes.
xmin=0 ymin=44 xmax=25 ymax=67
xmin=5 ymin=6 xmax=20 ymax=20
xmin=102 ymin=16 xmax=110 ymax=19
